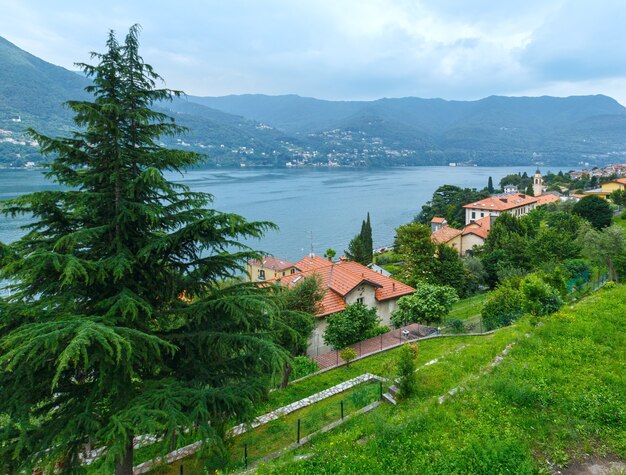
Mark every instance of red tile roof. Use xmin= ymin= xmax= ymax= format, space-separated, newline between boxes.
xmin=249 ymin=256 xmax=297 ymax=271
xmin=431 ymin=216 xmax=446 ymax=223
xmin=462 ymin=215 xmax=491 ymax=239
xmin=294 ymin=255 xmax=333 ymax=272
xmin=431 ymin=224 xmax=462 ymax=244
xmin=277 ymin=257 xmax=414 ymax=317
xmin=463 ymin=193 xmax=537 ymax=211
xmin=535 ymin=194 xmax=561 ymax=206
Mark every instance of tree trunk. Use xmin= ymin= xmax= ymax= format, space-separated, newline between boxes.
xmin=114 ymin=436 xmax=134 ymax=475
xmin=281 ymin=364 xmax=293 ymax=389
xmin=169 ymin=431 xmax=177 ymax=452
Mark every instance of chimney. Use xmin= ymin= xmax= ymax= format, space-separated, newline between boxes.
xmin=489 ymin=213 xmax=498 ymax=227
xmin=499 ymin=198 xmax=508 ymax=203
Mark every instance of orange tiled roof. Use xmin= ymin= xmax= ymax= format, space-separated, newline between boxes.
xmin=463 ymin=193 xmax=537 ymax=211
xmin=277 ymin=258 xmax=414 ymax=317
xmin=535 ymin=194 xmax=561 ymax=206
xmin=338 ymin=261 xmax=414 ymax=301
xmin=462 ymin=215 xmax=491 ymax=239
xmin=249 ymin=256 xmax=297 ymax=271
xmin=431 ymin=225 xmax=462 ymax=244
xmin=294 ymin=255 xmax=333 ymax=272
xmin=431 ymin=216 xmax=446 ymax=223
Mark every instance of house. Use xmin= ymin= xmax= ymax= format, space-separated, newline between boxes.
xmin=431 ymin=215 xmax=493 ymax=256
xmin=246 ymin=256 xmax=299 ymax=281
xmin=463 ymin=193 xmax=537 ymax=224
xmin=275 ymin=255 xmax=414 ymax=356
xmin=584 ymin=177 xmax=626 ymax=200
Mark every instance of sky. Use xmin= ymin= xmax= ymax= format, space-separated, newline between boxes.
xmin=2 ymin=0 xmax=626 ymax=104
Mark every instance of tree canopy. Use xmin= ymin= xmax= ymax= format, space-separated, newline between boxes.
xmin=572 ymin=195 xmax=613 ymax=229
xmin=0 ymin=26 xmax=289 ymax=474
xmin=345 ymin=213 xmax=373 ymax=265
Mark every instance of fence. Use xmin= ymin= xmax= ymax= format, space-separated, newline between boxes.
xmin=230 ymin=380 xmax=382 ymax=471
xmin=312 ymin=323 xmax=437 ymax=370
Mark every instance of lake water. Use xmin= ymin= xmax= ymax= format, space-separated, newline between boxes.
xmin=0 ymin=166 xmax=557 ymax=261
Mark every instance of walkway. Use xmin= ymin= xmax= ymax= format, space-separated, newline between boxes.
xmin=313 ymin=323 xmax=435 ymax=370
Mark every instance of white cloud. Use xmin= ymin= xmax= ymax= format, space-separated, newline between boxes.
xmin=0 ymin=0 xmax=624 ymax=102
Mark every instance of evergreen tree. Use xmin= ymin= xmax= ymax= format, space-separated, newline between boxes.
xmin=361 ymin=212 xmax=373 ymax=264
xmin=345 ymin=212 xmax=373 ymax=265
xmin=572 ymin=195 xmax=612 ymax=229
xmin=487 ymin=176 xmax=494 ymax=193
xmin=0 ymin=26 xmax=288 ymax=474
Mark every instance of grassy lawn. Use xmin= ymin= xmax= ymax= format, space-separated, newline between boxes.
xmin=447 ymin=292 xmax=487 ymax=321
xmin=135 ymin=327 xmax=515 ymax=474
xmin=256 ymin=285 xmax=626 ymax=474
xmin=255 ymin=334 xmax=483 ymax=416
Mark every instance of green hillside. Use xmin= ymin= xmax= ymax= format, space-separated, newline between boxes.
xmin=257 ymin=285 xmax=626 ymax=474
xmin=3 ymin=33 xmax=626 ymax=168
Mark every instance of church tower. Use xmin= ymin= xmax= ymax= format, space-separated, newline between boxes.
xmin=533 ymin=169 xmax=543 ymax=196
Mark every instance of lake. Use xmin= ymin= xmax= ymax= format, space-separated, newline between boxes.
xmin=0 ymin=166 xmax=559 ymax=261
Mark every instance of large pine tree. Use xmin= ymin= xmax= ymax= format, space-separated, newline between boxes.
xmin=0 ymin=26 xmax=288 ymax=474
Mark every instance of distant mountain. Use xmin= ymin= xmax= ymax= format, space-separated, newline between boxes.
xmin=3 ymin=34 xmax=626 ymax=168
xmin=0 ymin=36 xmax=290 ymax=167
xmin=189 ymin=93 xmax=626 ymax=166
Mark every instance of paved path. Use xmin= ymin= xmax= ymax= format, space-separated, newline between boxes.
xmin=313 ymin=323 xmax=435 ymax=370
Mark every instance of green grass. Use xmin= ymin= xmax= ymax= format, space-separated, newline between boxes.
xmin=447 ymin=292 xmax=487 ymax=321
xmin=254 ymin=335 xmax=480 ymax=416
xmin=255 ymin=285 xmax=626 ymax=474
xmin=149 ymin=381 xmax=382 ymax=474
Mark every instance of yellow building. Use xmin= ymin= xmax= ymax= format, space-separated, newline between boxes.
xmin=246 ymin=256 xmax=299 ymax=281
xmin=584 ymin=178 xmax=626 ymax=200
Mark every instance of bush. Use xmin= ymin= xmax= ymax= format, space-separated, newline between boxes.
xmin=447 ymin=318 xmax=465 ymax=334
xmin=323 ymin=303 xmax=380 ymax=350
xmin=520 ymin=275 xmax=564 ymax=316
xmin=482 ymin=284 xmax=524 ymax=330
xmin=365 ymin=325 xmax=390 ymax=339
xmin=396 ymin=343 xmax=417 ymax=399
xmin=290 ymin=356 xmax=319 ymax=381
xmin=340 ymin=347 xmax=357 ymax=368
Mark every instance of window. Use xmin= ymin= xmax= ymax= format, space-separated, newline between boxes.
xmin=258 ymin=269 xmax=265 ymax=280
xmin=471 ymin=211 xmax=476 ymax=219
xmin=290 ymin=268 xmax=296 ymax=274
xmin=356 ymin=297 xmax=364 ymax=304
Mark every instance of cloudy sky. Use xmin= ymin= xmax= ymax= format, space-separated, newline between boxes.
xmin=2 ymin=0 xmax=626 ymax=104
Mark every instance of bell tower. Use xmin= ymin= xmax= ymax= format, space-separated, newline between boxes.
xmin=533 ymin=169 xmax=543 ymax=196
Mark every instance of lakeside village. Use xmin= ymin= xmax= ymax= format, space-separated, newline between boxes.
xmin=246 ymin=167 xmax=626 ymax=359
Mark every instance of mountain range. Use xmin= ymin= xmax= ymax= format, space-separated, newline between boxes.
xmin=2 ymin=34 xmax=626 ymax=168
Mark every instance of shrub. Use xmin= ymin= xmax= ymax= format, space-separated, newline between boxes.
xmin=340 ymin=347 xmax=357 ymax=368
xmin=323 ymin=303 xmax=380 ymax=350
xmin=447 ymin=318 xmax=465 ymax=334
xmin=396 ymin=343 xmax=417 ymax=399
xmin=290 ymin=356 xmax=319 ymax=381
xmin=482 ymin=284 xmax=525 ymax=330
xmin=520 ymin=275 xmax=564 ymax=316
xmin=365 ymin=325 xmax=390 ymax=339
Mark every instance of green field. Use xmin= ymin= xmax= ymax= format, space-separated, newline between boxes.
xmin=255 ymin=285 xmax=626 ymax=474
